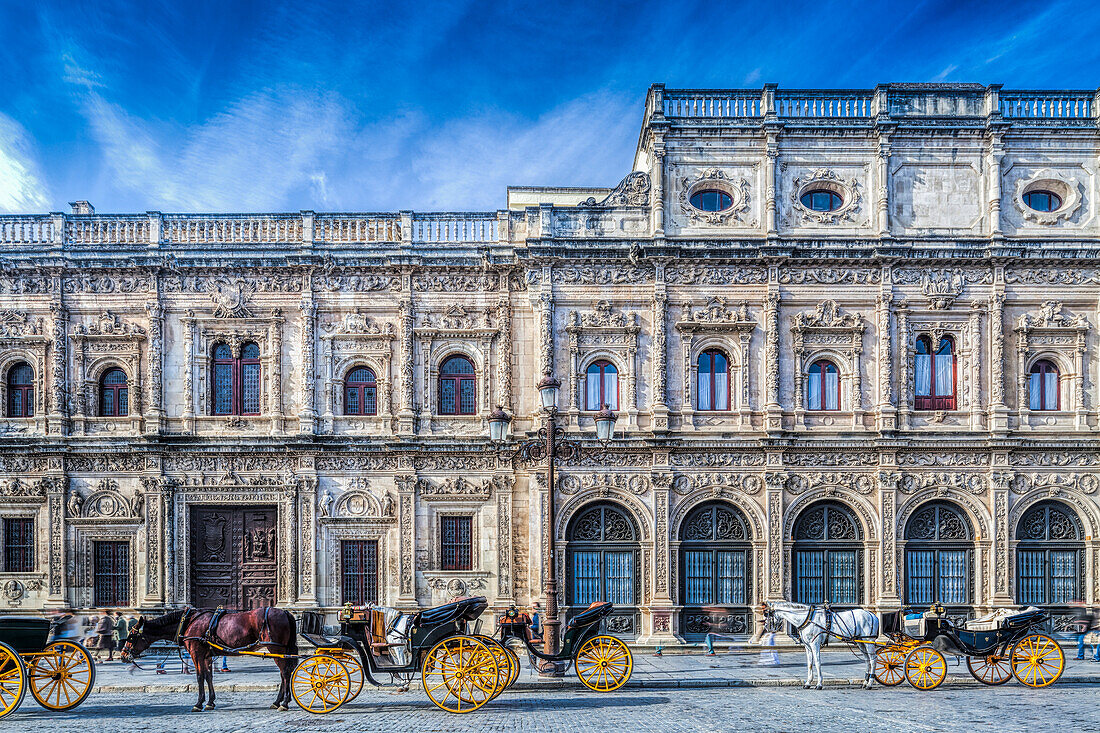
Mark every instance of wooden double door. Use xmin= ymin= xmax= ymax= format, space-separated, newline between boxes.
xmin=190 ymin=505 xmax=278 ymax=609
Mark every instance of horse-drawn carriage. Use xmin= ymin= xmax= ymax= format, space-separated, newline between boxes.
xmin=873 ymin=604 xmax=1065 ymax=690
xmin=0 ymin=616 xmax=96 ymax=718
xmin=496 ymin=600 xmax=633 ymax=692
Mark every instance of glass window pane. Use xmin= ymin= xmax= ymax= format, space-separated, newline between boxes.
xmin=698 ymin=370 xmax=711 ymax=410
xmin=938 ymin=550 xmax=967 ymax=604
xmin=440 ymin=380 xmax=456 ymax=414
xmin=363 ymin=386 xmax=377 ymax=415
xmin=214 ymin=363 xmax=233 ymax=414
xmin=585 ymin=369 xmax=601 ymax=410
xmin=1029 ymin=372 xmax=1042 ymax=410
xmin=604 ymin=370 xmax=618 ymax=411
xmin=915 ymin=353 xmax=932 ymax=397
xmin=346 ymin=386 xmax=359 ymax=414
xmin=459 ymin=378 xmax=476 ymax=414
xmin=1050 ymin=551 xmax=1077 ymax=604
xmin=714 ymin=369 xmax=729 ymax=410
xmin=829 ymin=551 xmax=857 ymax=604
xmin=717 ymin=551 xmax=745 ymax=605
xmin=102 ymin=389 xmax=115 ymax=416
xmin=796 ymin=551 xmax=824 ymax=604
xmin=907 ymin=550 xmax=934 ymax=605
xmin=823 ymin=366 xmax=839 ymax=410
xmin=1017 ymin=550 xmax=1045 ymax=605
xmin=241 ymin=363 xmax=261 ymax=414
xmin=1043 ymin=370 xmax=1058 ymax=410
xmin=605 ymin=551 xmax=633 ymax=605
xmin=573 ymin=551 xmax=601 ymax=605
xmin=685 ymin=550 xmax=712 ymax=605
xmin=808 ymin=369 xmax=821 ymax=410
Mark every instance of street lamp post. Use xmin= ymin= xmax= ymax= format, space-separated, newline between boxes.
xmin=488 ymin=373 xmax=617 ymax=672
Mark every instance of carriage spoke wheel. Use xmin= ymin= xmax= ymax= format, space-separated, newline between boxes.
xmin=422 ymin=636 xmax=499 ymax=714
xmin=503 ymin=644 xmax=521 ymax=688
xmin=574 ymin=636 xmax=633 ymax=692
xmin=0 ymin=642 xmax=26 ymax=719
xmin=29 ymin=641 xmax=95 ymax=711
xmin=966 ymin=652 xmax=1013 ymax=686
xmin=291 ymin=655 xmax=352 ymax=714
xmin=474 ymin=636 xmax=513 ymax=700
xmin=1010 ymin=634 xmax=1064 ymax=688
xmin=904 ymin=646 xmax=947 ymax=691
xmin=329 ymin=650 xmax=364 ymax=703
xmin=873 ymin=646 xmax=906 ymax=686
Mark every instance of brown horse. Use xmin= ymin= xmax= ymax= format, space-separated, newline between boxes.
xmin=121 ymin=607 xmax=298 ymax=711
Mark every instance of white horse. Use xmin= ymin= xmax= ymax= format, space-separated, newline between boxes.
xmin=763 ymin=601 xmax=879 ymax=690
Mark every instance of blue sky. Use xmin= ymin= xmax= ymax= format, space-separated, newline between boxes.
xmin=1 ymin=0 xmax=1099 ymax=214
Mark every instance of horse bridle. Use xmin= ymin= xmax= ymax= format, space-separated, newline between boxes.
xmin=763 ymin=602 xmax=816 ymax=636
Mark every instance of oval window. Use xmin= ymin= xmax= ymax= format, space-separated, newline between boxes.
xmin=689 ymin=189 xmax=733 ymax=212
xmin=1023 ymin=190 xmax=1062 ymax=213
xmin=800 ymin=189 xmax=843 ymax=212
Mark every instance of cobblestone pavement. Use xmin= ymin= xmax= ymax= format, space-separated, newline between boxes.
xmin=8 ymin=685 xmax=1100 ymax=733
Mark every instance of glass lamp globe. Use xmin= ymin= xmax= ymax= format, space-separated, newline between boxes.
xmin=594 ymin=404 xmax=618 ymax=442
xmin=488 ymin=405 xmax=512 ymax=443
xmin=537 ymin=374 xmax=561 ymax=411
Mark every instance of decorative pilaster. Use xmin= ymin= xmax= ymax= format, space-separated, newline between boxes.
xmin=164 ymin=481 xmax=176 ymax=605
xmin=1075 ymin=327 xmax=1088 ymax=430
xmin=876 ymin=292 xmax=896 ymax=430
xmin=651 ymin=280 xmax=669 ymax=431
xmin=877 ymin=472 xmax=900 ymax=607
xmin=765 ymin=472 xmax=785 ymax=599
xmin=968 ymin=301 xmax=983 ymax=429
xmin=764 ymin=133 xmax=779 ymax=235
xmin=321 ymin=336 xmax=335 ymax=432
xmin=48 ymin=299 xmax=69 ymax=435
xmin=496 ymin=294 xmax=513 ymax=411
xmin=495 ymin=475 xmax=515 ymax=602
xmin=874 ymin=130 xmax=893 ymax=235
xmin=986 ymin=131 xmax=1005 ymax=236
xmin=897 ymin=305 xmax=911 ymax=430
xmin=764 ymin=289 xmax=782 ymax=430
xmin=989 ymin=290 xmax=1009 ymax=434
xmin=396 ymin=475 xmax=417 ymax=606
xmin=651 ymin=135 xmax=666 ymax=236
xmin=44 ymin=476 xmax=67 ymax=609
xmin=298 ymin=281 xmax=317 ymax=433
xmin=296 ymin=475 xmax=318 ymax=606
xmin=539 ymin=288 xmax=555 ymax=378
xmin=991 ymin=472 xmax=1013 ymax=603
xmin=182 ymin=311 xmax=196 ymax=432
xmin=141 ymin=476 xmax=168 ymax=606
xmin=269 ymin=312 xmax=284 ymax=435
xmin=397 ymin=298 xmax=415 ymax=435
xmin=145 ymin=301 xmax=164 ymax=434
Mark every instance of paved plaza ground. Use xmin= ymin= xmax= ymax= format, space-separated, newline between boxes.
xmin=9 ymin=646 xmax=1100 ymax=731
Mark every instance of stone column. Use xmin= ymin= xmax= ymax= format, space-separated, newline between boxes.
xmin=282 ymin=481 xmax=299 ymax=605
xmin=141 ymin=476 xmax=167 ymax=607
xmin=651 ymin=279 xmax=669 ymax=431
xmin=539 ymin=289 xmax=554 ymax=379
xmin=164 ymin=482 xmax=177 ymax=606
xmin=321 ymin=336 xmax=335 ymax=433
xmin=991 ymin=472 xmax=1013 ymax=604
xmin=851 ymin=337 xmax=864 ymax=428
xmin=764 ymin=289 xmax=782 ymax=431
xmin=1074 ymin=329 xmax=1088 ymax=429
xmin=397 ymin=297 xmax=416 ymax=435
xmin=182 ymin=311 xmax=196 ymax=432
xmin=764 ymin=472 xmax=786 ymax=602
xmin=986 ymin=132 xmax=1005 ymax=236
xmin=651 ymin=138 xmax=666 ymax=237
xmin=876 ymin=291 xmax=896 ymax=430
xmin=764 ymin=137 xmax=779 ymax=235
xmin=48 ymin=300 xmax=69 ymax=435
xmin=43 ymin=476 xmax=68 ymax=609
xmin=298 ymin=284 xmax=317 ymax=433
xmin=646 ymin=473 xmax=677 ymax=644
xmin=989 ymin=289 xmax=1009 ymax=434
xmin=874 ymin=131 xmax=893 ymax=236
xmin=145 ymin=301 xmax=164 ymax=434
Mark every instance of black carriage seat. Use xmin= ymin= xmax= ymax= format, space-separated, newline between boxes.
xmin=1001 ymin=607 xmax=1046 ymax=630
xmin=567 ymin=601 xmax=614 ymax=630
xmin=414 ymin=596 xmax=489 ymax=627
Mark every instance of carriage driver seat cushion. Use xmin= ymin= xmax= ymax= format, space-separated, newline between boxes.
xmin=567 ymin=601 xmax=612 ymax=630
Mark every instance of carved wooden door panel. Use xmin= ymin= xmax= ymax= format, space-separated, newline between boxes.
xmin=190 ymin=506 xmax=277 ymax=609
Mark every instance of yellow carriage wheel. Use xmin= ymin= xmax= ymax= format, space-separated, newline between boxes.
xmin=421 ymin=636 xmax=499 ymax=714
xmin=0 ymin=641 xmax=26 ymax=719
xmin=873 ymin=646 xmax=907 ymax=686
xmin=1010 ymin=634 xmax=1064 ymax=688
xmin=904 ymin=646 xmax=947 ymax=691
xmin=966 ymin=653 xmax=1013 ymax=686
xmin=503 ymin=644 xmax=521 ymax=687
xmin=473 ymin=636 xmax=512 ymax=700
xmin=29 ymin=640 xmax=95 ymax=711
xmin=291 ymin=655 xmax=352 ymax=714
xmin=574 ymin=636 xmax=633 ymax=692
xmin=329 ymin=650 xmax=364 ymax=703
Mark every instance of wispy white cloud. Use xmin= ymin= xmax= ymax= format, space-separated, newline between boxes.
xmin=0 ymin=114 xmax=51 ymax=213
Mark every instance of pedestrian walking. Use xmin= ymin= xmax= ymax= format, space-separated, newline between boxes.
xmin=530 ymin=602 xmax=542 ymax=642
xmin=758 ymin=631 xmax=780 ymax=666
xmin=1070 ymin=600 xmax=1093 ymax=660
xmin=96 ymin=612 xmax=116 ymax=662
xmin=114 ymin=611 xmax=129 ymax=648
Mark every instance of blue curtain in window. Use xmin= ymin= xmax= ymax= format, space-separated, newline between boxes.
xmin=934 ymin=347 xmax=953 ymax=397
xmin=938 ymin=550 xmax=966 ymax=604
xmin=1051 ymin=550 xmax=1077 ymax=604
xmin=795 ymin=551 xmax=824 ymax=604
xmin=714 ymin=353 xmax=729 ymax=410
xmin=1043 ymin=370 xmax=1058 ymax=409
xmin=606 ymin=551 xmax=633 ymax=604
xmin=1017 ymin=550 xmax=1044 ymax=605
xmin=807 ymin=369 xmax=822 ymax=410
xmin=829 ymin=551 xmax=856 ymax=604
xmin=915 ymin=352 xmax=932 ymax=397
xmin=603 ymin=370 xmax=619 ymax=411
xmin=823 ymin=367 xmax=839 ymax=410
xmin=716 ymin=551 xmax=744 ymax=605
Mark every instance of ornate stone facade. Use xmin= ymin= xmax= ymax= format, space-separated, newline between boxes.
xmin=0 ymin=85 xmax=1098 ymax=644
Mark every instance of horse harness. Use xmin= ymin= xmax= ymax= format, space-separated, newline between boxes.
xmin=177 ymin=606 xmax=288 ymax=655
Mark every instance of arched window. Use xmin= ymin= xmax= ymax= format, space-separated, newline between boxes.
xmin=904 ymin=502 xmax=972 ymax=608
xmin=438 ymin=355 xmax=476 ymax=415
xmin=568 ymin=503 xmax=637 ymax=612
xmin=585 ymin=360 xmax=618 ymax=411
xmin=99 ymin=368 xmax=129 ymax=417
xmin=211 ymin=342 xmax=261 ymax=416
xmin=344 ymin=367 xmax=377 ymax=416
xmin=697 ymin=350 xmax=729 ymax=411
xmin=680 ymin=502 xmax=751 ymax=637
xmin=914 ymin=336 xmax=956 ymax=410
xmin=6 ymin=362 xmax=34 ymax=418
xmin=792 ymin=502 xmax=861 ymax=605
xmin=1016 ymin=502 xmax=1084 ymax=606
xmin=807 ymin=360 xmax=839 ymax=411
xmin=1029 ymin=360 xmax=1060 ymax=411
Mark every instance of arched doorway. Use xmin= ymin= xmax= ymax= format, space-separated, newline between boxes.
xmin=1016 ymin=501 xmax=1085 ymax=630
xmin=678 ymin=502 xmax=752 ymax=639
xmin=792 ymin=501 xmax=863 ymax=607
xmin=904 ymin=502 xmax=974 ymax=617
xmin=566 ymin=502 xmax=639 ymax=637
